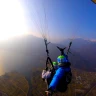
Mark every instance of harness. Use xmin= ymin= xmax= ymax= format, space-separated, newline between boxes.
xmin=44 ymin=39 xmax=55 ymax=71
xmin=44 ymin=38 xmax=72 ymax=92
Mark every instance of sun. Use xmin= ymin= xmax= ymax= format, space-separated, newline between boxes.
xmin=0 ymin=0 xmax=28 ymax=41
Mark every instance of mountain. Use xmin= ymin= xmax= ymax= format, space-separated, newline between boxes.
xmin=0 ymin=35 xmax=60 ymax=74
xmin=0 ymin=71 xmax=29 ymax=96
xmin=0 ymin=36 xmax=96 ymax=74
xmin=60 ymin=38 xmax=96 ymax=72
xmin=0 ymin=68 xmax=96 ymax=96
xmin=0 ymin=36 xmax=96 ymax=96
xmin=31 ymin=68 xmax=96 ymax=96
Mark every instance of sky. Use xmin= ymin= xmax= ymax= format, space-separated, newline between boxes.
xmin=21 ymin=0 xmax=96 ymax=42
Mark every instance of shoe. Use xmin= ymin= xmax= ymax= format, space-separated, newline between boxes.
xmin=45 ymin=90 xmax=52 ymax=96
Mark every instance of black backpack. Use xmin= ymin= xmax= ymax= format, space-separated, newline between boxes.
xmin=47 ymin=69 xmax=72 ymax=92
xmin=56 ymin=70 xmax=72 ymax=92
xmin=65 ymin=71 xmax=72 ymax=84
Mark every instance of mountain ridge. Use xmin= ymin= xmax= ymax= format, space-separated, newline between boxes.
xmin=0 ymin=35 xmax=96 ymax=74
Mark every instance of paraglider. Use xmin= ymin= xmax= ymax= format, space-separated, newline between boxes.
xmin=42 ymin=62 xmax=58 ymax=89
xmin=42 ymin=39 xmax=72 ymax=96
xmin=30 ymin=1 xmax=73 ymax=95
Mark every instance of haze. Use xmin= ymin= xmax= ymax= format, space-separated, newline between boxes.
xmin=0 ymin=0 xmax=96 ymax=76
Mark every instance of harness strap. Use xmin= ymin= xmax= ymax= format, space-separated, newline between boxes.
xmin=46 ymin=56 xmax=55 ymax=71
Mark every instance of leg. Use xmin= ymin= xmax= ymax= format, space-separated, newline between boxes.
xmin=48 ymin=67 xmax=65 ymax=91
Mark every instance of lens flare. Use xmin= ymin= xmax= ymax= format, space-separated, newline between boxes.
xmin=0 ymin=0 xmax=28 ymax=41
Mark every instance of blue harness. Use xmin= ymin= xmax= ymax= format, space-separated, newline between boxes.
xmin=48 ymin=54 xmax=71 ymax=91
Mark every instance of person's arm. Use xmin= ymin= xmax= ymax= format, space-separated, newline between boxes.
xmin=42 ymin=70 xmax=51 ymax=79
xmin=42 ymin=70 xmax=46 ymax=79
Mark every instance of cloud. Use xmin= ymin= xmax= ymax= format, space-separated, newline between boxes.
xmin=90 ymin=39 xmax=96 ymax=42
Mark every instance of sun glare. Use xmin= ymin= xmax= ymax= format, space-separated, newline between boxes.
xmin=0 ymin=0 xmax=28 ymax=41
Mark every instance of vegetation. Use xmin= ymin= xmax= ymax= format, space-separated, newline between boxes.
xmin=0 ymin=68 xmax=96 ymax=96
xmin=31 ymin=68 xmax=96 ymax=96
xmin=0 ymin=72 xmax=29 ymax=96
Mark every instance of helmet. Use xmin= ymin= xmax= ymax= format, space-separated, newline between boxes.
xmin=52 ymin=62 xmax=58 ymax=66
xmin=57 ymin=55 xmax=66 ymax=65
xmin=52 ymin=62 xmax=58 ymax=69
